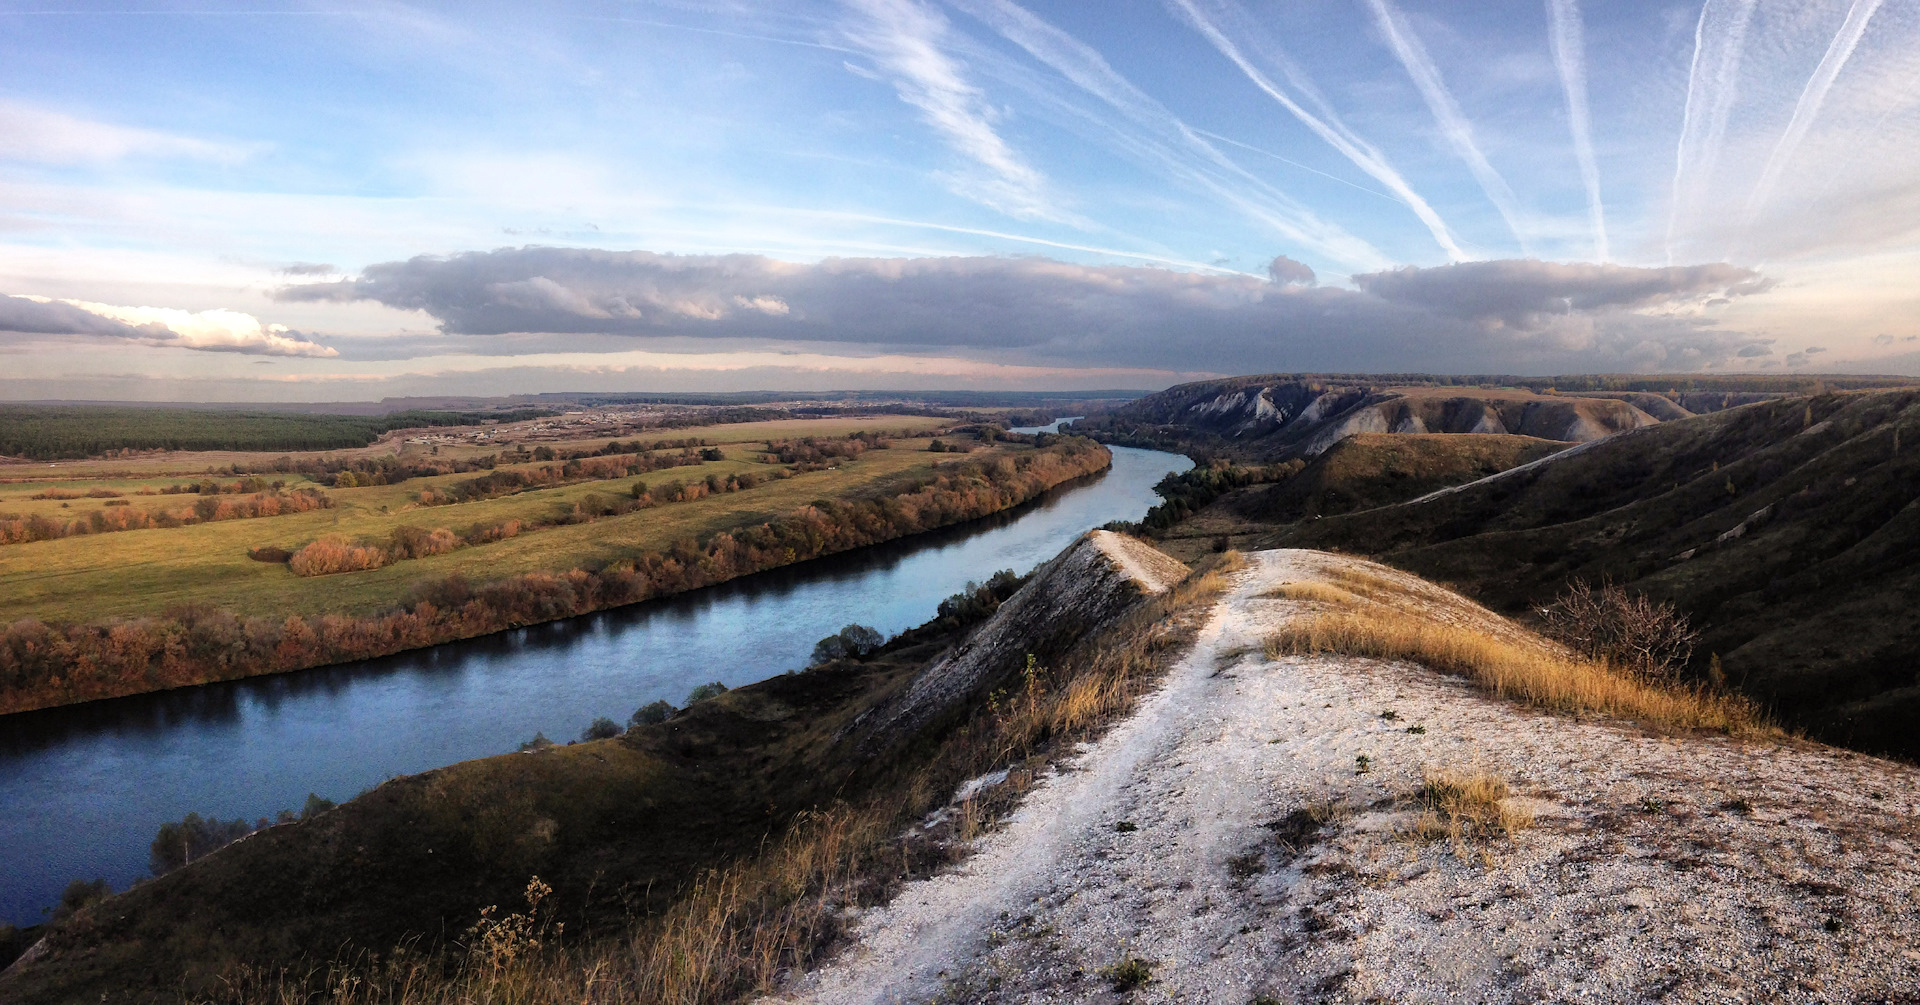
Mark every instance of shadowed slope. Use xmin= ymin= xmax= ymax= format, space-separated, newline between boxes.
xmin=1276 ymin=389 xmax=1920 ymax=757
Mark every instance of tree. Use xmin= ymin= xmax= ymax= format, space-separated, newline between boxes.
xmin=629 ymin=699 xmax=676 ymax=727
xmin=150 ymin=813 xmax=254 ymax=876
xmin=685 ymin=681 xmax=729 ymax=704
xmin=51 ymin=878 xmax=111 ymax=921
xmin=810 ymin=623 xmax=884 ymax=664
xmin=581 ymin=716 xmax=621 ymax=741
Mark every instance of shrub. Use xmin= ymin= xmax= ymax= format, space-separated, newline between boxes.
xmin=52 ymin=878 xmax=111 ymax=921
xmin=629 ymin=700 xmax=676 ymax=727
xmin=300 ymin=793 xmax=335 ymax=820
xmin=150 ymin=813 xmax=256 ymax=875
xmin=685 ymin=681 xmax=729 ymax=705
xmin=518 ymin=732 xmax=554 ymax=752
xmin=1099 ymin=957 xmax=1154 ymax=991
xmin=581 ymin=717 xmax=621 ymax=741
xmin=810 ymin=623 xmax=885 ymax=664
xmin=288 ymin=536 xmax=392 ymax=577
xmin=699 ymin=447 xmax=725 ymax=461
xmin=1539 ymin=579 xmax=1701 ymax=680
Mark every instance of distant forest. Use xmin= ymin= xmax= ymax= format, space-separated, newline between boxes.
xmin=0 ymin=407 xmax=554 ymax=460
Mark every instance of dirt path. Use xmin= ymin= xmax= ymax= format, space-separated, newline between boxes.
xmin=773 ymin=549 xmax=1920 ymax=1004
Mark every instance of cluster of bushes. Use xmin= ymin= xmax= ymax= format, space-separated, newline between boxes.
xmin=231 ymin=452 xmax=499 ymax=487
xmin=763 ymin=433 xmax=887 ymax=469
xmin=809 ymin=624 xmax=884 ymax=664
xmin=149 ymin=794 xmax=336 ymax=876
xmin=520 ymin=681 xmax=735 ymax=751
xmin=28 ymin=486 xmax=124 ymax=500
xmin=156 ymin=476 xmax=283 ymax=496
xmin=0 ymin=489 xmax=332 ymax=546
xmin=285 ymin=525 xmax=462 ymax=577
xmin=1135 ymin=460 xmax=1305 ymax=532
xmin=0 ymin=439 xmax=1110 ymax=713
xmin=415 ymin=449 xmax=707 ymax=506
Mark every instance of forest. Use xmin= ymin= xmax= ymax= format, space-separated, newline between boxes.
xmin=0 ymin=406 xmax=554 ymax=459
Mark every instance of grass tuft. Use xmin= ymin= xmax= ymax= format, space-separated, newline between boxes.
xmin=1405 ymin=767 xmax=1534 ymax=847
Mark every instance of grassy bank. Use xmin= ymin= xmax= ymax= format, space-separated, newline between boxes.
xmin=0 ymin=425 xmax=1107 ymax=714
xmin=2 ymin=545 xmax=1237 ymax=1005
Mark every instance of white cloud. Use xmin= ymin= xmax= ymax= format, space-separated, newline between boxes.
xmin=0 ymin=101 xmax=255 ymax=166
xmin=839 ymin=0 xmax=1058 ymax=220
xmin=1 ymin=294 xmax=337 ymax=357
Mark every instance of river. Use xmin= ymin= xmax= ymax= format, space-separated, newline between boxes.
xmin=0 ymin=429 xmax=1187 ymax=926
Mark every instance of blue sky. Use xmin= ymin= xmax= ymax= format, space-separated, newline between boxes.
xmin=2 ymin=0 xmax=1918 ymax=399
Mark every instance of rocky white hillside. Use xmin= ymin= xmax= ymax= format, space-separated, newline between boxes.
xmin=1081 ymin=376 xmax=1660 ymax=458
xmin=774 ymin=548 xmax=1920 ymax=1004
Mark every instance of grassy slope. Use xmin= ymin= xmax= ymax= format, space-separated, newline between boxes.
xmin=1228 ymin=433 xmax=1569 ymax=523
xmin=0 ymin=426 xmax=960 ymax=623
xmin=1273 ymin=390 xmax=1920 ymax=758
xmin=2 ymin=548 xmax=1233 ymax=1005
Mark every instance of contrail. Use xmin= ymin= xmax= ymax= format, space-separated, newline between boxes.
xmin=1363 ymin=0 xmax=1531 ymax=254
xmin=1168 ymin=0 xmax=1468 ymax=261
xmin=1665 ymin=0 xmax=1757 ymax=264
xmin=1741 ymin=0 xmax=1886 ymax=235
xmin=949 ymin=0 xmax=1393 ymax=271
xmin=1545 ymin=0 xmax=1607 ymax=261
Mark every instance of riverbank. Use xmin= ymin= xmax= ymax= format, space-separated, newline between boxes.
xmin=0 ymin=437 xmax=1111 ymax=715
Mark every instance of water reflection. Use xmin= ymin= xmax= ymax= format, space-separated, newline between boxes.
xmin=0 ymin=443 xmax=1185 ymax=925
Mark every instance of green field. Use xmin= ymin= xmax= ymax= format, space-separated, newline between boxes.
xmin=0 ymin=415 xmax=971 ymax=623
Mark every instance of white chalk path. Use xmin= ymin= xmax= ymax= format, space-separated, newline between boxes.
xmin=773 ymin=550 xmax=1920 ymax=1004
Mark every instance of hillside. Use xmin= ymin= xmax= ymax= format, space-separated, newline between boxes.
xmin=781 ymin=549 xmax=1920 ymax=1004
xmin=1074 ymin=375 xmax=1657 ymax=460
xmin=0 ymin=532 xmax=1213 ymax=1004
xmin=1227 ymin=433 xmax=1570 ymax=524
xmin=1272 ymin=389 xmax=1920 ymax=758
xmin=8 ymin=538 xmax=1917 ymax=1003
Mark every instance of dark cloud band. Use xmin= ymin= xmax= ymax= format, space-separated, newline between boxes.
xmin=275 ymin=247 xmax=1773 ymax=372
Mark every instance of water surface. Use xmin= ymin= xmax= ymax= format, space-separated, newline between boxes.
xmin=0 ymin=437 xmax=1183 ymax=925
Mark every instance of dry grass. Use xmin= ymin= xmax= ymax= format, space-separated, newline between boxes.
xmin=181 ymin=551 xmax=1239 ymax=1005
xmin=1404 ymin=767 xmax=1534 ymax=849
xmin=1258 ymin=581 xmax=1359 ymax=606
xmin=1263 ymin=576 xmax=1767 ymax=737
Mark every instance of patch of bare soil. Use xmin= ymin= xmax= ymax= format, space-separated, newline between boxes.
xmin=769 ymin=550 xmax=1920 ymax=1004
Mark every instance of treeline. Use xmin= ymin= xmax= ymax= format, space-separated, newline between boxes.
xmin=1130 ymin=460 xmax=1305 ymax=532
xmin=0 ymin=440 xmax=1111 ymax=713
xmin=0 ymin=489 xmax=332 ymax=546
xmin=415 ymin=448 xmax=710 ymax=506
xmin=289 ymin=470 xmax=781 ymax=576
xmin=0 ymin=406 xmax=554 ymax=460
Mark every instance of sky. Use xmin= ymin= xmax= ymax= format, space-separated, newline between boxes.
xmin=2 ymin=0 xmax=1919 ymax=401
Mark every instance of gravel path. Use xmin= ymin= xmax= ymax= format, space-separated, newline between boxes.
xmin=773 ymin=549 xmax=1920 ymax=1004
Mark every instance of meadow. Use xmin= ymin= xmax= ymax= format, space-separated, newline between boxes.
xmin=0 ymin=411 xmax=1112 ymax=713
xmin=0 ymin=415 xmax=953 ymax=622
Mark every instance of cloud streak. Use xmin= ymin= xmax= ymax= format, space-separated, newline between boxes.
xmin=947 ymin=0 xmax=1390 ymax=271
xmin=1362 ymin=0 xmax=1531 ymax=253
xmin=1545 ymin=0 xmax=1608 ymax=262
xmin=839 ymin=0 xmax=1058 ymax=220
xmin=1 ymin=295 xmax=337 ymax=357
xmin=1741 ymin=0 xmax=1887 ymax=235
xmin=1166 ymin=0 xmax=1467 ymax=261
xmin=1668 ymin=0 xmax=1757 ymax=264
xmin=0 ymin=101 xmax=255 ymax=167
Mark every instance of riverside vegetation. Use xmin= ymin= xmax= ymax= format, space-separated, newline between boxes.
xmin=0 ymin=412 xmax=1110 ymax=714
xmin=0 ymin=538 xmax=1242 ymax=1004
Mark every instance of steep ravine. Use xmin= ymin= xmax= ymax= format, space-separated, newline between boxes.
xmin=773 ymin=549 xmax=1920 ymax=1004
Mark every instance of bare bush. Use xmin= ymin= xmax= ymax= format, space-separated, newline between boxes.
xmin=1539 ymin=579 xmax=1700 ymax=681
